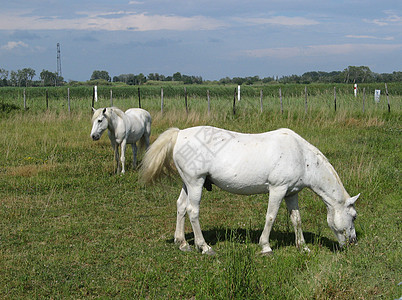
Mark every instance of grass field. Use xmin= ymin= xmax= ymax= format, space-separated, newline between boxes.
xmin=0 ymin=85 xmax=401 ymax=298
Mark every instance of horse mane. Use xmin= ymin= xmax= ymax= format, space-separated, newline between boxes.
xmin=92 ymin=107 xmax=126 ymax=122
xmin=109 ymin=107 xmax=125 ymax=119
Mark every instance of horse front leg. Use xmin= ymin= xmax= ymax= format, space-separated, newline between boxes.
xmin=259 ymin=186 xmax=287 ymax=255
xmin=120 ymin=139 xmax=127 ymax=174
xmin=174 ymin=186 xmax=192 ymax=252
xmin=111 ymin=141 xmax=121 ymax=174
xmin=285 ymin=194 xmax=310 ymax=253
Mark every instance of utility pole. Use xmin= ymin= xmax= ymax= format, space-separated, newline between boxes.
xmin=56 ymin=43 xmax=62 ymax=85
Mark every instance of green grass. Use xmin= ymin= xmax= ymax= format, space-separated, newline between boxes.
xmin=0 ymin=90 xmax=401 ymax=298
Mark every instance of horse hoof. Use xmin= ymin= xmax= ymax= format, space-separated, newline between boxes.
xmin=202 ymin=248 xmax=216 ymax=256
xmin=179 ymin=243 xmax=192 ymax=252
xmin=260 ymin=250 xmax=273 ymax=256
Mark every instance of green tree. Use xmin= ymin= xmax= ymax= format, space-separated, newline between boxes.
xmin=40 ymin=69 xmax=57 ymax=86
xmin=135 ymin=73 xmax=146 ymax=85
xmin=91 ymin=70 xmax=111 ymax=82
xmin=13 ymin=68 xmax=36 ymax=87
xmin=173 ymin=72 xmax=182 ymax=81
xmin=10 ymin=71 xmax=17 ymax=86
xmin=342 ymin=66 xmax=373 ymax=83
xmin=0 ymin=68 xmax=8 ymax=86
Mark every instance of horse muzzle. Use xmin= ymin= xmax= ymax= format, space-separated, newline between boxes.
xmin=91 ymin=134 xmax=100 ymax=141
xmin=341 ymin=236 xmax=357 ymax=248
xmin=348 ymin=236 xmax=357 ymax=245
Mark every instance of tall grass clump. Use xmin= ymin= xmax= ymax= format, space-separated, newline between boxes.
xmin=220 ymin=230 xmax=259 ymax=299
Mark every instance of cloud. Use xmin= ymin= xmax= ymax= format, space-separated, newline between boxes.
xmin=1 ymin=41 xmax=28 ymax=50
xmin=364 ymin=10 xmax=402 ymax=26
xmin=346 ymin=35 xmax=394 ymax=41
xmin=0 ymin=10 xmax=227 ymax=31
xmin=241 ymin=16 xmax=319 ymax=26
xmin=243 ymin=44 xmax=402 ymax=59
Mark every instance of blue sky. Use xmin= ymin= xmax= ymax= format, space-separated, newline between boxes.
xmin=0 ymin=0 xmax=401 ymax=82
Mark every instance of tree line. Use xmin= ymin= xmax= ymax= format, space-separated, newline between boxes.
xmin=0 ymin=66 xmax=401 ymax=87
xmin=0 ymin=68 xmax=64 ymax=87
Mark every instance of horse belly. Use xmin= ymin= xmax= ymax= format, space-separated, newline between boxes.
xmin=209 ymin=141 xmax=305 ymax=195
xmin=209 ymin=159 xmax=272 ymax=195
xmin=212 ymin=178 xmax=270 ymax=195
xmin=126 ymin=130 xmax=143 ymax=144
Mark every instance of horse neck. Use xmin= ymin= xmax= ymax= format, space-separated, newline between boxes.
xmin=308 ymin=154 xmax=349 ymax=208
xmin=106 ymin=111 xmax=123 ymax=133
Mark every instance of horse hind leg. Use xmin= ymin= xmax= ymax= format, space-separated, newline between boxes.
xmin=144 ymin=119 xmax=151 ymax=149
xmin=284 ymin=194 xmax=310 ymax=253
xmin=186 ymin=178 xmax=215 ymax=255
xmin=174 ymin=185 xmax=192 ymax=252
xmin=143 ymin=130 xmax=150 ymax=150
xmin=131 ymin=143 xmax=138 ymax=168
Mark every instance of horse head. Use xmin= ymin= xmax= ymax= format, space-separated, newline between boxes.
xmin=327 ymin=193 xmax=359 ymax=247
xmin=91 ymin=107 xmax=109 ymax=141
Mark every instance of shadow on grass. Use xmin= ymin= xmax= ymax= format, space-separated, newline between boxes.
xmin=167 ymin=228 xmax=341 ymax=253
xmin=0 ymin=102 xmax=20 ymax=114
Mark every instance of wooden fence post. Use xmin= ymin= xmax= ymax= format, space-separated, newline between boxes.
xmin=279 ymin=87 xmax=283 ymax=114
xmin=362 ymin=87 xmax=365 ymax=113
xmin=46 ymin=89 xmax=49 ymax=110
xmin=161 ymin=87 xmax=164 ymax=114
xmin=233 ymin=88 xmax=236 ymax=115
xmin=207 ymin=90 xmax=210 ymax=115
xmin=23 ymin=89 xmax=26 ymax=110
xmin=334 ymin=87 xmax=337 ymax=112
xmin=138 ymin=87 xmax=141 ymax=108
xmin=91 ymin=86 xmax=95 ymax=109
xmin=184 ymin=87 xmax=188 ymax=114
xmin=110 ymin=89 xmax=113 ymax=106
xmin=304 ymin=86 xmax=308 ymax=114
xmin=385 ymin=83 xmax=390 ymax=113
xmin=68 ymin=88 xmax=70 ymax=112
xmin=260 ymin=89 xmax=263 ymax=113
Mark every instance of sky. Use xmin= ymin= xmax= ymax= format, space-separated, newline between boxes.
xmin=0 ymin=0 xmax=401 ymax=82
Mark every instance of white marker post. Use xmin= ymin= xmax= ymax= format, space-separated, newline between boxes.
xmin=374 ymin=90 xmax=381 ymax=103
xmin=237 ymin=85 xmax=241 ymax=101
xmin=94 ymin=85 xmax=98 ymax=102
xmin=354 ymin=84 xmax=357 ymax=97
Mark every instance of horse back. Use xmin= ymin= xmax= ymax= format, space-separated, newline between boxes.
xmin=174 ymin=126 xmax=310 ymax=194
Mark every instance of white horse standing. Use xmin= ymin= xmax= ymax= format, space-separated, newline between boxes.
xmin=140 ymin=126 xmax=359 ymax=255
xmin=91 ymin=107 xmax=151 ymax=174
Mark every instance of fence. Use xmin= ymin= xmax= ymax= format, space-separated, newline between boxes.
xmin=0 ymin=83 xmax=400 ymax=116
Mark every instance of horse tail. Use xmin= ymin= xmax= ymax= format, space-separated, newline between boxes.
xmin=138 ymin=112 xmax=152 ymax=152
xmin=140 ymin=127 xmax=179 ymax=185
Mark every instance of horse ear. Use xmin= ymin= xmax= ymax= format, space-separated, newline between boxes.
xmin=346 ymin=193 xmax=360 ymax=206
xmin=102 ymin=108 xmax=107 ymax=114
xmin=92 ymin=107 xmax=96 ymax=113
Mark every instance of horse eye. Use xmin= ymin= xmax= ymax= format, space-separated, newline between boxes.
xmin=98 ymin=119 xmax=102 ymax=123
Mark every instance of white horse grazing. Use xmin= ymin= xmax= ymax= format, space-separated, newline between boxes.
xmin=140 ymin=126 xmax=359 ymax=255
xmin=91 ymin=107 xmax=151 ymax=174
